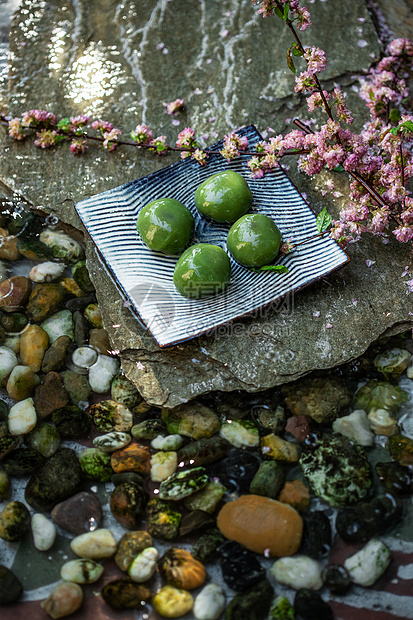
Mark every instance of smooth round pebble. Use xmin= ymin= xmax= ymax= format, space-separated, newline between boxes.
xmin=220 ymin=420 xmax=259 ymax=449
xmin=32 ymin=513 xmax=57 ymax=551
xmin=60 ymin=558 xmax=103 ymax=584
xmin=93 ymin=431 xmax=131 ymax=452
xmin=159 ymin=548 xmax=206 ymax=590
xmin=29 ymin=261 xmax=65 ymax=283
xmin=150 ymin=451 xmax=178 ymax=482
xmin=72 ymin=346 xmax=98 ymax=370
xmin=0 ymin=565 xmax=22 ymax=604
xmin=344 ymin=538 xmax=391 ymax=586
xmin=193 ymin=583 xmax=225 ymax=620
xmin=151 ymin=434 xmax=184 ymax=451
xmin=70 ymin=528 xmax=117 ymax=559
xmin=88 ymin=354 xmax=120 ymax=393
xmin=271 ymin=555 xmax=324 ymax=590
xmin=152 ymin=585 xmax=194 ymax=618
xmin=8 ymin=397 xmax=37 ymax=435
xmin=41 ymin=581 xmax=83 ymax=619
xmin=129 ymin=546 xmax=159 ymax=582
xmin=0 ymin=345 xmax=18 ymax=385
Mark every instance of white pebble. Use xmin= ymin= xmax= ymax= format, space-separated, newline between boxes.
xmin=32 ymin=513 xmax=57 ymax=551
xmin=150 ymin=451 xmax=178 ymax=482
xmin=93 ymin=431 xmax=131 ymax=452
xmin=29 ymin=261 xmax=65 ymax=283
xmin=129 ymin=547 xmax=159 ymax=582
xmin=332 ymin=409 xmax=374 ymax=446
xmin=151 ymin=434 xmax=183 ymax=450
xmin=344 ymin=539 xmax=391 ymax=586
xmin=60 ymin=558 xmax=103 ymax=584
xmin=70 ymin=528 xmax=117 ymax=559
xmin=368 ymin=408 xmax=398 ymax=436
xmin=219 ymin=420 xmax=259 ymax=449
xmin=0 ymin=345 xmax=18 ymax=385
xmin=271 ymin=555 xmax=324 ymax=590
xmin=72 ymin=346 xmax=98 ymax=370
xmin=88 ymin=355 xmax=120 ymax=393
xmin=8 ymin=397 xmax=37 ymax=436
xmin=194 ymin=583 xmax=225 ymax=620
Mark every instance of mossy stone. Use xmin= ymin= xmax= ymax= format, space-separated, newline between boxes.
xmin=24 ymin=422 xmax=61 ymax=457
xmin=225 ymin=578 xmax=274 ymax=620
xmin=2 ymin=448 xmax=45 ymax=477
xmin=115 ymin=531 xmax=153 ymax=572
xmin=249 ymin=461 xmax=285 ymax=499
xmin=0 ymin=501 xmax=31 ymax=542
xmin=192 ymin=529 xmax=225 ymax=564
xmin=52 ymin=405 xmax=92 ymax=438
xmin=146 ymin=498 xmax=181 ymax=541
xmin=1 ymin=312 xmax=28 ymax=333
xmin=101 ymin=579 xmax=151 ymax=610
xmin=72 ymin=261 xmax=95 ymax=292
xmin=79 ymin=448 xmax=113 ymax=482
xmin=110 ymin=482 xmax=147 ymax=529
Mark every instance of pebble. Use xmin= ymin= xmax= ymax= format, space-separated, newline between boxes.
xmin=251 ymin=404 xmax=286 ymax=434
xmin=20 ymin=325 xmax=49 ymax=372
xmin=70 ymin=528 xmax=117 ymax=559
xmin=4 ymin=333 xmax=20 ymax=354
xmin=285 ymin=414 xmax=312 ymax=443
xmin=0 ymin=345 xmax=18 ymax=384
xmin=261 ymin=433 xmax=300 ymax=462
xmin=41 ymin=581 xmax=83 ymax=619
xmin=158 ymin=466 xmax=209 ymax=501
xmin=269 ymin=596 xmax=295 ymax=620
xmin=344 ymin=538 xmax=391 ymax=586
xmin=89 ymin=327 xmax=110 ymax=354
xmin=129 ymin=546 xmax=159 ymax=582
xmin=52 ymin=405 xmax=92 ymax=438
xmin=60 ymin=558 xmax=103 ymax=584
xmin=0 ymin=232 xmax=20 ymax=260
xmin=1 ymin=311 xmax=28 ymax=333
xmin=368 ymin=408 xmax=398 ymax=435
xmin=88 ymin=354 xmax=120 ymax=393
xmin=111 ymin=443 xmax=151 ymax=475
xmin=299 ymin=433 xmax=372 ymax=507
xmin=278 ymin=480 xmax=310 ymax=512
xmin=150 ymin=450 xmax=178 ymax=482
xmin=146 ymin=498 xmax=182 ymax=540
xmin=40 ymin=228 xmax=84 ymax=263
xmin=29 ymin=261 xmax=65 ymax=282
xmin=225 ymin=579 xmax=273 ymax=620
xmin=282 ymin=375 xmax=351 ymax=424
xmin=301 ymin=511 xmax=332 ymax=559
xmin=25 ymin=447 xmax=83 ymax=511
xmin=355 ymin=379 xmax=408 ymax=414
xmin=84 ymin=303 xmax=103 ymax=327
xmin=32 ymin=513 xmax=57 ymax=550
xmin=374 ymin=347 xmax=411 ymax=380
xmin=26 ymin=283 xmax=65 ymax=322
xmin=152 ymin=434 xmax=183 ymax=451
xmin=0 ymin=565 xmax=22 ymax=604
xmin=179 ymin=510 xmax=215 ymax=537
xmin=101 ymin=579 xmax=151 ymax=610
xmin=217 ymin=494 xmax=303 ymax=557
xmin=152 ymin=585 xmax=194 ymax=618
xmin=375 ymin=460 xmax=413 ymax=495
xmin=41 ymin=309 xmax=74 ymax=343
xmin=72 ymin=260 xmax=95 ymax=292
xmin=387 ymin=433 xmax=413 ymax=466
xmin=93 ymin=431 xmax=131 ymax=452
xmin=220 ymin=419 xmax=259 ymax=448
xmin=293 ymin=589 xmax=334 ymax=620
xmin=115 ymin=530 xmax=153 ymax=572
xmin=2 ymin=446 xmax=44 ymax=476
xmin=219 ymin=540 xmax=266 ymax=591
xmin=110 ymin=481 xmax=146 ymax=529
xmin=60 ymin=370 xmax=91 ymax=406
xmin=34 ymin=371 xmax=69 ymax=418
xmin=0 ymin=469 xmax=10 ymax=499
xmin=323 ymin=564 xmax=351 ymax=595
xmin=271 ymin=555 xmax=324 ymax=590
xmin=0 ymin=275 xmax=31 ymax=312
xmin=42 ymin=335 xmax=72 ymax=373
xmin=177 ymin=435 xmax=230 ymax=468
xmin=332 ymin=409 xmax=374 ymax=446
xmin=6 ymin=365 xmax=40 ymax=401
xmin=192 ymin=529 xmax=225 ymax=564
xmin=51 ymin=491 xmax=102 ymax=534
xmin=72 ymin=312 xmax=90 ymax=346
xmin=8 ymin=397 xmax=37 ymax=435
xmin=336 ymin=494 xmax=402 ymax=543
xmin=131 ymin=418 xmax=165 ymax=440
xmin=79 ymin=447 xmax=112 ymax=481
xmin=209 ymin=450 xmax=260 ymax=493
xmin=71 ymin=345 xmax=97 ymax=369
xmin=184 ymin=480 xmax=226 ymax=514
xmin=193 ymin=583 xmax=225 ymax=620
xmin=159 ymin=548 xmax=206 ymax=590
xmin=111 ymin=373 xmax=142 ymax=408
xmin=0 ymin=500 xmax=31 ymax=542
xmin=249 ymin=461 xmax=285 ymax=498
xmin=162 ymin=401 xmax=220 ymax=439
xmin=90 ymin=399 xmax=133 ymax=433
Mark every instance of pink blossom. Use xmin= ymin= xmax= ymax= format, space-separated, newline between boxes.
xmin=192 ymin=148 xmax=208 ymax=165
xmin=69 ymin=115 xmax=90 ymax=130
xmin=21 ymin=109 xmax=57 ymax=127
xmin=102 ymin=128 xmax=122 ymax=151
xmin=307 ymin=90 xmax=329 ymax=112
xmin=220 ymin=132 xmax=248 ymax=162
xmin=393 ymin=225 xmax=413 ymax=242
xmin=332 ymin=87 xmax=353 ymax=124
xmin=294 ymin=70 xmax=317 ymax=93
xmin=304 ymin=46 xmax=327 ymax=75
xmin=176 ymin=127 xmax=195 ymax=148
xmin=69 ymin=138 xmax=88 ymax=155
xmin=150 ymin=135 xmax=168 ymax=154
xmin=164 ymin=98 xmax=185 ymax=116
xmin=8 ymin=118 xmax=24 ymax=140
xmin=295 ymin=6 xmax=312 ymax=31
xmin=247 ymin=156 xmax=266 ymax=178
xmin=388 ymin=38 xmax=413 ymax=56
xmin=91 ymin=119 xmax=114 ymax=132
xmin=34 ymin=129 xmax=59 ymax=148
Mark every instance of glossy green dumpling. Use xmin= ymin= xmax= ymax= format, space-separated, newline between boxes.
xmin=173 ymin=244 xmax=231 ymax=299
xmin=227 ymin=214 xmax=282 ymax=268
xmin=137 ymin=198 xmax=194 ymax=255
xmin=194 ymin=171 xmax=252 ymax=223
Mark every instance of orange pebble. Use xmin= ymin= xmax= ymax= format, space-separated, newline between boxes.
xmin=278 ymin=480 xmax=310 ymax=512
xmin=111 ymin=443 xmax=150 ymax=475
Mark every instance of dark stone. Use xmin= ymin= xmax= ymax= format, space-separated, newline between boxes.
xmin=110 ymin=482 xmax=146 ymax=529
xmin=0 ymin=276 xmax=31 ymax=313
xmin=294 ymin=589 xmax=334 ymax=620
xmin=208 ymin=450 xmax=260 ymax=493
xmin=179 ymin=510 xmax=215 ymax=537
xmin=52 ymin=405 xmax=92 ymax=439
xmin=26 ymin=283 xmax=65 ymax=322
xmin=206 ymin=390 xmax=252 ymax=420
xmin=16 ymin=238 xmax=51 ymax=261
xmin=301 ymin=511 xmax=332 ymax=559
xmin=1 ymin=312 xmax=28 ymax=333
xmin=101 ymin=579 xmax=151 ymax=610
xmin=0 ymin=400 xmax=8 ymax=421
xmin=282 ymin=375 xmax=352 ymax=424
xmin=285 ymin=415 xmax=312 ymax=443
xmin=225 ymin=578 xmax=273 ymax=620
xmin=66 ymin=293 xmax=96 ymax=311
xmin=25 ymin=447 xmax=83 ymax=511
xmin=73 ymin=262 xmax=95 ymax=293
xmin=177 ymin=436 xmax=231 ymax=468
xmin=192 ymin=529 xmax=225 ymax=564
xmin=375 ymin=461 xmax=413 ymax=496
xmin=388 ymin=434 xmax=413 ymax=466
xmin=73 ymin=310 xmax=90 ymax=347
xmin=1 ymin=448 xmax=45 ymax=477
xmin=249 ymin=461 xmax=285 ymax=499
xmin=60 ymin=370 xmax=92 ymax=406
xmin=219 ymin=540 xmax=266 ymax=592
xmin=7 ymin=206 xmax=35 ymax=236
xmin=0 ymin=501 xmax=31 ymax=542
xmin=42 ymin=335 xmax=72 ymax=373
xmin=336 ymin=494 xmax=403 ymax=543
xmin=111 ymin=472 xmax=144 ymax=487
xmin=115 ymin=531 xmax=153 ymax=572
xmin=251 ymin=404 xmax=286 ymax=434
xmin=51 ymin=491 xmax=102 ymax=534
xmin=131 ymin=419 xmax=165 ymax=440
xmin=0 ymin=435 xmax=20 ymax=461
xmin=323 ymin=564 xmax=351 ymax=595
xmin=146 ymin=498 xmax=181 ymax=541
xmin=34 ymin=371 xmax=69 ymax=418
xmin=0 ymin=565 xmax=22 ymax=604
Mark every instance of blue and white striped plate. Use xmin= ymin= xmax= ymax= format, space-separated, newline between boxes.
xmin=75 ymin=125 xmax=348 ymax=347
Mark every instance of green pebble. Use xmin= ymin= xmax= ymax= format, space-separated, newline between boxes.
xmin=24 ymin=422 xmax=61 ymax=457
xmin=158 ymin=466 xmax=209 ymax=501
xmin=249 ymin=461 xmax=285 ymax=499
xmin=146 ymin=498 xmax=181 ymax=541
xmin=0 ymin=500 xmax=31 ymax=542
xmin=79 ymin=448 xmax=113 ymax=482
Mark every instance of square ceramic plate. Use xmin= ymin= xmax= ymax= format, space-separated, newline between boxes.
xmin=75 ymin=125 xmax=348 ymax=347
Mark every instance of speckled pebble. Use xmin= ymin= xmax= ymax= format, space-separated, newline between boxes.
xmin=152 ymin=585 xmax=194 ymax=618
xmin=219 ymin=419 xmax=259 ymax=449
xmin=60 ymin=559 xmax=103 ymax=584
xmin=344 ymin=539 xmax=391 ymax=586
xmin=93 ymin=431 xmax=131 ymax=452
